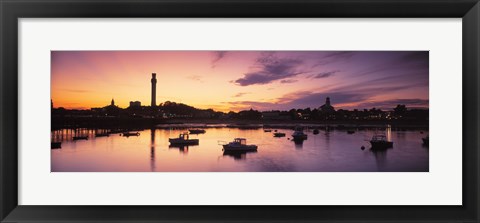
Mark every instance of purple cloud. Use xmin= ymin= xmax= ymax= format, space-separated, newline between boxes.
xmin=312 ymin=52 xmax=357 ymax=67
xmin=234 ymin=54 xmax=305 ymax=86
xmin=280 ymin=79 xmax=298 ymax=84
xmin=211 ymin=51 xmax=227 ymax=68
xmin=309 ymin=70 xmax=340 ymax=79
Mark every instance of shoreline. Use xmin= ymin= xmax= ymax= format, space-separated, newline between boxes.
xmin=52 ymin=118 xmax=429 ymax=131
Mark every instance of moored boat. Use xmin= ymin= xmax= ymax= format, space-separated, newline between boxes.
xmin=273 ymin=132 xmax=286 ymax=137
xmin=313 ymin=129 xmax=319 ymax=135
xmin=369 ymin=135 xmax=393 ymax=149
xmin=222 ymin=138 xmax=257 ymax=152
xmin=347 ymin=130 xmax=355 ymax=134
xmin=122 ymin=132 xmax=140 ymax=137
xmin=264 ymin=129 xmax=272 ymax=132
xmin=189 ymin=129 xmax=206 ymax=134
xmin=73 ymin=136 xmax=88 ymax=140
xmin=51 ymin=142 xmax=62 ymax=149
xmin=292 ymin=127 xmax=308 ymax=140
xmin=169 ymin=133 xmax=199 ymax=145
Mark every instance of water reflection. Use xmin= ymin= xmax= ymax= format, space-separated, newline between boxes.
xmin=370 ymin=148 xmax=389 ymax=171
xmin=386 ymin=125 xmax=392 ymax=142
xmin=169 ymin=145 xmax=196 ymax=154
xmin=223 ymin=150 xmax=257 ymax=160
xmin=324 ymin=130 xmax=330 ymax=146
xmin=293 ymin=139 xmax=304 ymax=149
xmin=150 ymin=128 xmax=156 ymax=171
xmin=51 ymin=127 xmax=429 ymax=172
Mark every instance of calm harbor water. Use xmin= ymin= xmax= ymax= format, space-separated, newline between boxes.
xmin=51 ymin=126 xmax=429 ymax=172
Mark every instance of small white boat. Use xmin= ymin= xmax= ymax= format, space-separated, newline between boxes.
xmin=169 ymin=133 xmax=199 ymax=145
xmin=222 ymin=138 xmax=258 ymax=152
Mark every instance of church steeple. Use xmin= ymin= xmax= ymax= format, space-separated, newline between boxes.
xmin=111 ymin=98 xmax=115 ymax=106
xmin=320 ymin=97 xmax=335 ymax=113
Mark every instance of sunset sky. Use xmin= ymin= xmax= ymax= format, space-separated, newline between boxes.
xmin=51 ymin=51 xmax=428 ymax=112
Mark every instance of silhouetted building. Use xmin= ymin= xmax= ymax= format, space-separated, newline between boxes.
xmin=151 ymin=73 xmax=157 ymax=107
xmin=91 ymin=99 xmax=120 ymax=117
xmin=129 ymin=101 xmax=141 ymax=107
xmin=320 ymin=97 xmax=335 ymax=113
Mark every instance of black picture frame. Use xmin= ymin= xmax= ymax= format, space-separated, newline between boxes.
xmin=1 ymin=0 xmax=479 ymax=222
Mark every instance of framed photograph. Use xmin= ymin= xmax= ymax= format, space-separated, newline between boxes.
xmin=1 ymin=0 xmax=479 ymax=222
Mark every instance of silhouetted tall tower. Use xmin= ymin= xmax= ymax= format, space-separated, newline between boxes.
xmin=326 ymin=97 xmax=331 ymax=106
xmin=111 ymin=98 xmax=115 ymax=106
xmin=151 ymin=73 xmax=157 ymax=107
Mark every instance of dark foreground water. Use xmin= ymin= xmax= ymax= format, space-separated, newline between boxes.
xmin=51 ymin=126 xmax=428 ymax=172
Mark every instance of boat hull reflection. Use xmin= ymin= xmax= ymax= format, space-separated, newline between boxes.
xmin=169 ymin=145 xmax=198 ymax=154
xmin=223 ymin=150 xmax=258 ymax=160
